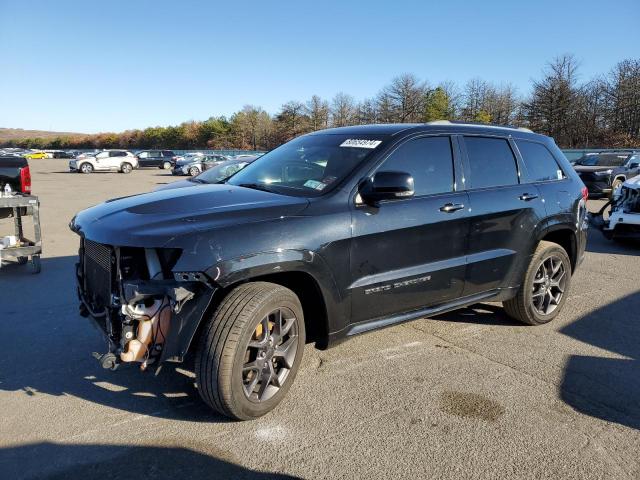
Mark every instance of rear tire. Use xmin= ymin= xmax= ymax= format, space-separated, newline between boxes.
xmin=195 ymin=282 xmax=305 ymax=420
xmin=503 ymin=241 xmax=572 ymax=325
xmin=162 ymin=161 xmax=172 ymax=170
xmin=120 ymin=162 xmax=133 ymax=174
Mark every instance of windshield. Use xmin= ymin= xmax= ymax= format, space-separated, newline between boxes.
xmin=226 ymin=134 xmax=384 ymax=197
xmin=193 ymin=160 xmax=252 ymax=183
xmin=576 ymin=154 xmax=628 ymax=167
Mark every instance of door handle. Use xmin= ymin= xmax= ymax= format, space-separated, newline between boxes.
xmin=439 ymin=202 xmax=465 ymax=213
xmin=519 ymin=193 xmax=539 ymax=201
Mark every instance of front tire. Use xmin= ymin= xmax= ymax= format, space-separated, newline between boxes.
xmin=162 ymin=161 xmax=172 ymax=170
xmin=79 ymin=163 xmax=93 ymax=174
xmin=188 ymin=166 xmax=200 ymax=176
xmin=195 ymin=282 xmax=305 ymax=420
xmin=120 ymin=162 xmax=133 ymax=174
xmin=503 ymin=241 xmax=572 ymax=325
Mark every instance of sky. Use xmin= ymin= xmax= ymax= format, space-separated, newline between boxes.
xmin=0 ymin=0 xmax=638 ymax=134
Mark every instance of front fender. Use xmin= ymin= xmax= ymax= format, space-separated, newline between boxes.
xmin=209 ymin=248 xmax=344 ymax=324
xmin=162 ymin=249 xmax=344 ymax=363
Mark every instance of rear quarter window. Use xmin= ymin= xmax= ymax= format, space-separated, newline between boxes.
xmin=516 ymin=140 xmax=565 ymax=182
xmin=464 ymin=136 xmax=518 ymax=189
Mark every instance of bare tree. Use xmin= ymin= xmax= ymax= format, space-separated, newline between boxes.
xmin=355 ymin=98 xmax=379 ymax=124
xmin=330 ymin=92 xmax=356 ymax=127
xmin=524 ymin=54 xmax=582 ymax=146
xmin=381 ymin=73 xmax=427 ymax=122
xmin=305 ymin=95 xmax=330 ymax=131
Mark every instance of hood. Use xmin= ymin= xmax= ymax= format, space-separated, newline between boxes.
xmin=155 ymin=179 xmax=195 ymax=191
xmin=623 ymin=174 xmax=640 ymax=190
xmin=71 ymin=184 xmax=309 ymax=247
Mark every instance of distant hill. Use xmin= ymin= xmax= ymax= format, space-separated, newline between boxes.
xmin=0 ymin=128 xmax=88 ymax=141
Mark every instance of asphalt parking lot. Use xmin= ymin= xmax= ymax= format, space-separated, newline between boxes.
xmin=0 ymin=159 xmax=639 ymax=479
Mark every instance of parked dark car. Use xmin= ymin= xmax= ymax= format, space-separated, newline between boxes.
xmin=573 ymin=151 xmax=639 ymax=198
xmin=0 ymin=156 xmax=31 ymax=218
xmin=157 ymin=157 xmax=257 ymax=191
xmin=172 ymin=154 xmax=230 ymax=176
xmin=52 ymin=151 xmax=74 ymax=159
xmin=135 ymin=150 xmax=176 ymax=169
xmin=71 ymin=122 xmax=588 ymax=420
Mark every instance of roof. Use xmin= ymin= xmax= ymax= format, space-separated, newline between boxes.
xmin=310 ymin=121 xmax=544 ymax=139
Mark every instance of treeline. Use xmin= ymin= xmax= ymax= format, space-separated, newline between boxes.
xmin=5 ymin=55 xmax=639 ymax=150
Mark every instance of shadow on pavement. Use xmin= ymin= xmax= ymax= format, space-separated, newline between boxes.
xmin=0 ymin=256 xmax=223 ymax=423
xmin=0 ymin=442 xmax=299 ymax=480
xmin=431 ymin=303 xmax=521 ymax=326
xmin=560 ymin=290 xmax=640 ymax=430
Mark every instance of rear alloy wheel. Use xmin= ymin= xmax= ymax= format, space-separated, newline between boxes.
xmin=120 ymin=162 xmax=133 ymax=174
xmin=162 ymin=161 xmax=172 ymax=170
xmin=188 ymin=166 xmax=200 ymax=176
xmin=195 ymin=282 xmax=305 ymax=420
xmin=503 ymin=240 xmax=572 ymax=325
xmin=79 ymin=163 xmax=93 ymax=174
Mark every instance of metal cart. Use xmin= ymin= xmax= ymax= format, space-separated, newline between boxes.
xmin=0 ymin=195 xmax=42 ymax=273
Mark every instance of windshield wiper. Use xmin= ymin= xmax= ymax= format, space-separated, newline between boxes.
xmin=237 ymin=182 xmax=276 ymax=193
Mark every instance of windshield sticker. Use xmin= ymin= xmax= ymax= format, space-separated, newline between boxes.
xmin=304 ymin=180 xmax=326 ymax=190
xmin=340 ymin=139 xmax=382 ymax=149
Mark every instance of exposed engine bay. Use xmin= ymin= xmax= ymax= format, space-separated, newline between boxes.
xmin=75 ymin=239 xmax=213 ymax=372
xmin=590 ymin=175 xmax=640 ymax=240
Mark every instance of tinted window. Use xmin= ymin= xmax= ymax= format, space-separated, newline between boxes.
xmin=576 ymin=154 xmax=627 ymax=167
xmin=465 ymin=137 xmax=518 ymax=188
xmin=162 ymin=151 xmax=174 ymax=156
xmin=110 ymin=151 xmax=126 ymax=157
xmin=516 ymin=140 xmax=564 ymax=182
xmin=379 ymin=136 xmax=454 ymax=196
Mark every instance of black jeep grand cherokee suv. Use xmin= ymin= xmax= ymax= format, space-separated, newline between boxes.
xmin=70 ymin=122 xmax=588 ymax=420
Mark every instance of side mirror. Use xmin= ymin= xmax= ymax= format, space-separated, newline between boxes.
xmin=359 ymin=171 xmax=414 ymax=204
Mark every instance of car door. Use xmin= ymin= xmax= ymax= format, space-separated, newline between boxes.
xmin=459 ymin=135 xmax=547 ymax=296
xmin=137 ymin=151 xmax=150 ymax=167
xmin=349 ymin=135 xmax=470 ymax=324
xmin=94 ymin=151 xmax=110 ymax=170
xmin=624 ymin=154 xmax=640 ymax=180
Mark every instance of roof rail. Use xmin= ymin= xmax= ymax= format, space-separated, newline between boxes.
xmin=425 ymin=120 xmax=533 ymax=133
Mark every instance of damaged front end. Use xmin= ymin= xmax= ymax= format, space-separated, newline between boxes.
xmin=589 ymin=175 xmax=640 ymax=240
xmin=76 ymin=239 xmax=216 ymax=373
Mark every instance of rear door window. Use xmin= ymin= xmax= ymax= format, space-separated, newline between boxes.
xmin=464 ymin=137 xmax=518 ymax=189
xmin=516 ymin=140 xmax=565 ymax=182
xmin=378 ymin=136 xmax=454 ymax=196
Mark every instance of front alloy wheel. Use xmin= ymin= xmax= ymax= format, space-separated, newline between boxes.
xmin=242 ymin=307 xmax=299 ymax=402
xmin=196 ymin=282 xmax=305 ymax=420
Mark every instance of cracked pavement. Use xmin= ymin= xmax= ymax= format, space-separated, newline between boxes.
xmin=0 ymin=160 xmax=638 ymax=479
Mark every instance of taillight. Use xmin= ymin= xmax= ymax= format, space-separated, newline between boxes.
xmin=581 ymin=186 xmax=588 ymax=201
xmin=20 ymin=166 xmax=32 ymax=194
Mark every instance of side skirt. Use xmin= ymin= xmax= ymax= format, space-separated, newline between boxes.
xmin=345 ymin=289 xmax=503 ymax=337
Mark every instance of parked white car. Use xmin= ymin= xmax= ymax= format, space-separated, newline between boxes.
xmin=69 ymin=150 xmax=138 ymax=174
